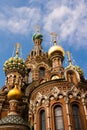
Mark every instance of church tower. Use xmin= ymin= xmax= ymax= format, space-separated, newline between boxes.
xmin=26 ymin=30 xmax=87 ymax=130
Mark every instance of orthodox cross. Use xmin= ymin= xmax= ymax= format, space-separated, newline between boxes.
xmin=50 ymin=32 xmax=57 ymax=45
xmin=35 ymin=25 xmax=40 ymax=32
xmin=15 ymin=43 xmax=21 ymax=57
xmin=66 ymin=51 xmax=72 ymax=65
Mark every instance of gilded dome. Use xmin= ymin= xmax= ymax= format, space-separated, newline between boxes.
xmin=48 ymin=45 xmax=65 ymax=57
xmin=3 ymin=56 xmax=28 ymax=75
xmin=7 ymin=86 xmax=22 ymax=100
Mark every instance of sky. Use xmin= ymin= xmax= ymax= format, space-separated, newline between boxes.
xmin=0 ymin=0 xmax=87 ymax=87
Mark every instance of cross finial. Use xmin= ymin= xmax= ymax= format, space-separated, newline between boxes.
xmin=50 ymin=32 xmax=57 ymax=45
xmin=66 ymin=51 xmax=72 ymax=65
xmin=15 ymin=43 xmax=21 ymax=57
xmin=35 ymin=25 xmax=40 ymax=32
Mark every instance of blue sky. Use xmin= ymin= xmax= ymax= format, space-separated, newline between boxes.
xmin=0 ymin=0 xmax=87 ymax=87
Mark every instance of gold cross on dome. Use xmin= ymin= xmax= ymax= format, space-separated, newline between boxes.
xmin=15 ymin=43 xmax=21 ymax=57
xmin=35 ymin=25 xmax=40 ymax=32
xmin=50 ymin=32 xmax=57 ymax=45
xmin=66 ymin=51 xmax=72 ymax=65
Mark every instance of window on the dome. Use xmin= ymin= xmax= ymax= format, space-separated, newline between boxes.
xmin=54 ymin=105 xmax=64 ymax=130
xmin=39 ymin=67 xmax=45 ymax=78
xmin=72 ymin=104 xmax=82 ymax=130
xmin=40 ymin=110 xmax=46 ymax=130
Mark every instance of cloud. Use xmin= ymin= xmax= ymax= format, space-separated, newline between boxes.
xmin=43 ymin=0 xmax=87 ymax=47
xmin=0 ymin=0 xmax=87 ymax=48
xmin=0 ymin=6 xmax=41 ymax=35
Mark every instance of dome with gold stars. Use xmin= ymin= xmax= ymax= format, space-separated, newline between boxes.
xmin=3 ymin=43 xmax=28 ymax=76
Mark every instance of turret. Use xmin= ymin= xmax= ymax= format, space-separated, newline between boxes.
xmin=48 ymin=32 xmax=65 ymax=79
xmin=3 ymin=43 xmax=28 ymax=91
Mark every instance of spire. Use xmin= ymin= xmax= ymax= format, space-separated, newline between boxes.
xmin=66 ymin=51 xmax=72 ymax=65
xmin=15 ymin=43 xmax=21 ymax=57
xmin=35 ymin=25 xmax=40 ymax=33
xmin=50 ymin=32 xmax=57 ymax=45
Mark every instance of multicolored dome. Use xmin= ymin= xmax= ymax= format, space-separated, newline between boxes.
xmin=3 ymin=56 xmax=27 ymax=75
xmin=3 ymin=43 xmax=28 ymax=76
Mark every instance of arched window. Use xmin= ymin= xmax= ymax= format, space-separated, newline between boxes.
xmin=40 ymin=110 xmax=46 ymax=130
xmin=72 ymin=104 xmax=82 ymax=130
xmin=28 ymin=69 xmax=32 ymax=83
xmin=39 ymin=67 xmax=45 ymax=78
xmin=54 ymin=105 xmax=64 ymax=130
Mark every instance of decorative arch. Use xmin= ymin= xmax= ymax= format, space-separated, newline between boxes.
xmin=52 ymin=103 xmax=64 ymax=130
xmin=64 ymin=68 xmax=80 ymax=83
xmin=70 ymin=102 xmax=82 ymax=130
xmin=37 ymin=62 xmax=49 ymax=71
xmin=38 ymin=108 xmax=46 ymax=130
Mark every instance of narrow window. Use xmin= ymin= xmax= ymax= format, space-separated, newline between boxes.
xmin=28 ymin=69 xmax=32 ymax=83
xmin=40 ymin=110 xmax=46 ymax=130
xmin=39 ymin=67 xmax=45 ymax=78
xmin=54 ymin=106 xmax=64 ymax=130
xmin=72 ymin=104 xmax=82 ymax=130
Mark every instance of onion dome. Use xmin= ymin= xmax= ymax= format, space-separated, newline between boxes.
xmin=32 ymin=25 xmax=43 ymax=41
xmin=33 ymin=32 xmax=43 ymax=41
xmin=48 ymin=41 xmax=65 ymax=57
xmin=48 ymin=32 xmax=65 ymax=58
xmin=7 ymin=85 xmax=22 ymax=100
xmin=3 ymin=43 xmax=28 ymax=76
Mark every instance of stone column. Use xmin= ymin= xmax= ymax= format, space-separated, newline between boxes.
xmin=64 ymin=97 xmax=72 ymax=130
xmin=82 ymin=96 xmax=87 ymax=120
xmin=33 ymin=106 xmax=37 ymax=130
xmin=45 ymin=99 xmax=50 ymax=130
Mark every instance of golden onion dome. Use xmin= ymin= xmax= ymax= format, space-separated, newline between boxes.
xmin=7 ymin=85 xmax=22 ymax=100
xmin=48 ymin=44 xmax=65 ymax=57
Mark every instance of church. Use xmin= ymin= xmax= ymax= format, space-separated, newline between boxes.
xmin=0 ymin=28 xmax=87 ymax=130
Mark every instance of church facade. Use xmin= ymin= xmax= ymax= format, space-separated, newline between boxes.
xmin=0 ymin=29 xmax=87 ymax=130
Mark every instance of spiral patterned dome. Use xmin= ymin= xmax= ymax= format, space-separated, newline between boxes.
xmin=32 ymin=32 xmax=43 ymax=41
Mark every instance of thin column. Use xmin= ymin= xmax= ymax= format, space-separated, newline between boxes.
xmin=46 ymin=99 xmax=51 ymax=130
xmin=82 ymin=97 xmax=87 ymax=120
xmin=64 ymin=97 xmax=72 ymax=130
